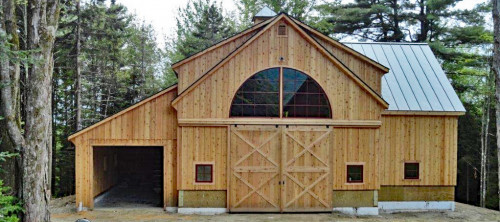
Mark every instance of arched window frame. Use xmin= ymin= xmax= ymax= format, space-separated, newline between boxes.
xmin=229 ymin=67 xmax=332 ymax=119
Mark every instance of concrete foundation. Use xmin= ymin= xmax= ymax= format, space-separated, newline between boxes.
xmin=378 ymin=201 xmax=455 ymax=212
xmin=178 ymin=208 xmax=227 ymax=215
xmin=333 ymin=207 xmax=379 ymax=216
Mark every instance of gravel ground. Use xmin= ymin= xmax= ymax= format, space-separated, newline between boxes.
xmin=50 ymin=196 xmax=500 ymax=222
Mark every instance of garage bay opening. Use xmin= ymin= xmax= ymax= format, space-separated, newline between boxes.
xmin=93 ymin=146 xmax=163 ymax=208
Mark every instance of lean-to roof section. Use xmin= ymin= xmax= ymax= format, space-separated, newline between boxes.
xmin=343 ymin=42 xmax=465 ymax=112
xmin=68 ymin=84 xmax=178 ymax=141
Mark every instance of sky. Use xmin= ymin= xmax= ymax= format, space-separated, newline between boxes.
xmin=116 ymin=0 xmax=489 ymax=43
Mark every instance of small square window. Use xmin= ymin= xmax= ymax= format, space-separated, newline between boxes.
xmin=195 ymin=164 xmax=213 ymax=183
xmin=278 ymin=24 xmax=287 ymax=36
xmin=404 ymin=162 xmax=419 ymax=179
xmin=347 ymin=165 xmax=363 ymax=183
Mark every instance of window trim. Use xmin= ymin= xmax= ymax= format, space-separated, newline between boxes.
xmin=229 ymin=67 xmax=332 ymax=119
xmin=346 ymin=163 xmax=364 ymax=184
xmin=194 ymin=162 xmax=214 ymax=184
xmin=404 ymin=161 xmax=420 ymax=180
xmin=278 ymin=23 xmax=287 ymax=36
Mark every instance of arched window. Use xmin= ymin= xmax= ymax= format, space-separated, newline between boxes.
xmin=230 ymin=68 xmax=331 ymax=118
xmin=230 ymin=68 xmax=280 ymax=117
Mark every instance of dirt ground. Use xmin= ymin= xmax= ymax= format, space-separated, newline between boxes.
xmin=50 ymin=195 xmax=500 ymax=222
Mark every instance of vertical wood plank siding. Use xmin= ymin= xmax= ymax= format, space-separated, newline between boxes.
xmin=379 ymin=115 xmax=458 ymax=186
xmin=332 ymin=128 xmax=380 ymax=190
xmin=175 ymin=21 xmax=385 ymax=120
xmin=72 ymin=88 xmax=178 ymax=209
xmin=177 ymin=126 xmax=228 ymax=190
xmin=174 ymin=32 xmax=256 ymax=92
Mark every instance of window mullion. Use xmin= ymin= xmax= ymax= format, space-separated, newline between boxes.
xmin=279 ymin=67 xmax=283 ymax=119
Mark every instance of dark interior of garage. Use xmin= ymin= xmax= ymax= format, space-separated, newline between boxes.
xmin=93 ymin=146 xmax=163 ymax=208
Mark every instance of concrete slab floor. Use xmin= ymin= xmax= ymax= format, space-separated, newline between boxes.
xmin=94 ymin=182 xmax=162 ymax=208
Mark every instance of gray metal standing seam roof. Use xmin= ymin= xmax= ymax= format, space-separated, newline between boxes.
xmin=254 ymin=7 xmax=278 ymax=18
xmin=342 ymin=42 xmax=465 ymax=112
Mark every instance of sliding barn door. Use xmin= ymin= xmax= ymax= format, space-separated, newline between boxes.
xmin=229 ymin=125 xmax=281 ymax=212
xmin=281 ymin=126 xmax=332 ymax=212
xmin=229 ymin=125 xmax=332 ymax=212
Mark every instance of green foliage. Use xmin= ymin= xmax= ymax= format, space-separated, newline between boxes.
xmin=0 ymin=152 xmax=22 ymax=222
xmin=52 ymin=0 xmax=170 ymax=197
xmin=164 ymin=0 xmax=236 ymax=78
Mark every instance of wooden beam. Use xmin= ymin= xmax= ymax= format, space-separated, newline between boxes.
xmin=178 ymin=118 xmax=381 ymax=127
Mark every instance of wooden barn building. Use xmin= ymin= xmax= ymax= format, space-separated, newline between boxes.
xmin=69 ymin=8 xmax=465 ymax=215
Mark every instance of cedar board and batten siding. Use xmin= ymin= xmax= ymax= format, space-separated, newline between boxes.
xmin=177 ymin=126 xmax=227 ymax=190
xmin=379 ymin=115 xmax=458 ymax=186
xmin=312 ymin=36 xmax=385 ymax=94
xmin=174 ymin=19 xmax=386 ymax=121
xmin=333 ymin=128 xmax=380 ymax=190
xmin=70 ymin=86 xmax=178 ymax=209
xmin=174 ymin=31 xmax=257 ymax=92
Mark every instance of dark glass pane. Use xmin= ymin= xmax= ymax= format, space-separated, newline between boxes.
xmin=295 ymin=106 xmax=307 ymax=117
xmin=320 ymin=106 xmax=331 ymax=117
xmin=253 ymin=93 xmax=278 ymax=104
xmin=347 ymin=165 xmax=363 ymax=182
xmin=308 ymin=106 xmax=320 ymax=117
xmin=282 ymin=68 xmax=331 ymax=118
xmin=307 ymin=81 xmax=320 ymax=93
xmin=267 ymin=105 xmax=279 ymax=117
xmin=283 ymin=80 xmax=295 ymax=92
xmin=307 ymin=94 xmax=320 ymax=105
xmin=294 ymin=94 xmax=308 ymax=105
xmin=404 ymin=163 xmax=419 ymax=179
xmin=283 ymin=106 xmax=293 ymax=117
xmin=242 ymin=106 xmax=254 ymax=116
xmin=230 ymin=68 xmax=280 ymax=117
xmin=348 ymin=166 xmax=362 ymax=174
xmin=283 ymin=68 xmax=296 ymax=80
xmin=319 ymin=94 xmax=329 ymax=105
xmin=254 ymin=105 xmax=267 ymax=116
xmin=283 ymin=93 xmax=294 ymax=105
xmin=230 ymin=105 xmax=242 ymax=116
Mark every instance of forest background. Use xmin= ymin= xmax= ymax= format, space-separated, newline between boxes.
xmin=0 ymin=0 xmax=497 ymax=220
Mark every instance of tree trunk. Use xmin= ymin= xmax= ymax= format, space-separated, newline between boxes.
xmin=22 ymin=0 xmax=59 ymax=221
xmin=75 ymin=0 xmax=82 ymax=131
xmin=480 ymin=97 xmax=490 ymax=208
xmin=493 ymin=0 xmax=500 ymax=211
xmin=0 ymin=0 xmax=23 ymax=196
